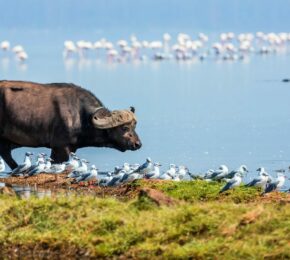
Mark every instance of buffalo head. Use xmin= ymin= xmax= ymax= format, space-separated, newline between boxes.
xmin=92 ymin=106 xmax=142 ymax=152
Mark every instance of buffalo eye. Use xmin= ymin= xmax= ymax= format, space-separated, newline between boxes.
xmin=122 ymin=125 xmax=129 ymax=132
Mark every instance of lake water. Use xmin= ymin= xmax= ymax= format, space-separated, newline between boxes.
xmin=0 ymin=29 xmax=290 ymax=189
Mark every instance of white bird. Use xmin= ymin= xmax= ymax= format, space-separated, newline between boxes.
xmin=17 ymin=51 xmax=28 ymax=62
xmin=106 ymin=171 xmax=127 ymax=186
xmin=35 ymin=153 xmax=46 ymax=164
xmin=160 ymin=164 xmax=176 ymax=180
xmin=145 ymin=163 xmax=162 ymax=179
xmin=99 ymin=172 xmax=113 ymax=186
xmin=26 ymin=153 xmax=45 ymax=173
xmin=245 ymin=167 xmax=270 ymax=190
xmin=76 ymin=158 xmax=90 ymax=172
xmin=208 ymin=165 xmax=229 ymax=181
xmin=11 ymin=152 xmax=33 ymax=176
xmin=44 ymin=158 xmax=54 ymax=172
xmin=122 ymin=162 xmax=132 ymax=173
xmin=63 ymin=41 xmax=77 ymax=58
xmin=177 ymin=165 xmax=188 ymax=180
xmin=130 ymin=163 xmax=140 ymax=172
xmin=65 ymin=153 xmax=79 ymax=171
xmin=0 ymin=41 xmax=10 ymax=51
xmin=226 ymin=165 xmax=248 ymax=179
xmin=12 ymin=45 xmax=24 ymax=53
xmin=117 ymin=40 xmax=128 ymax=48
xmin=28 ymin=160 xmax=46 ymax=176
xmin=0 ymin=157 xmax=5 ymax=173
xmin=47 ymin=163 xmax=66 ymax=174
xmin=220 ymin=172 xmax=243 ymax=193
xmin=76 ymin=165 xmax=98 ymax=183
xmin=68 ymin=159 xmax=89 ymax=178
xmin=263 ymin=173 xmax=286 ymax=194
xmin=133 ymin=158 xmax=153 ymax=175
xmin=107 ymin=49 xmax=118 ymax=61
xmin=120 ymin=171 xmax=143 ymax=183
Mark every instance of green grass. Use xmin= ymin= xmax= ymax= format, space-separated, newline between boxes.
xmin=0 ymin=181 xmax=289 ymax=259
xmin=131 ymin=179 xmax=262 ymax=203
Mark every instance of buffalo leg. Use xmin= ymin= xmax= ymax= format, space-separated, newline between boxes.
xmin=0 ymin=141 xmax=18 ymax=169
xmin=51 ymin=147 xmax=75 ymax=163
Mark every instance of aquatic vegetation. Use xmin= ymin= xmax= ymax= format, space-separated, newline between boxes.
xmin=0 ymin=181 xmax=289 ymax=258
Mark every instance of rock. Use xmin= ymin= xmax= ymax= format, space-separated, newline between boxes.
xmin=138 ymin=188 xmax=177 ymax=206
xmin=0 ymin=186 xmax=16 ymax=196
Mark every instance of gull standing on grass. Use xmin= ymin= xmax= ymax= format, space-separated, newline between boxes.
xmin=245 ymin=167 xmax=270 ymax=190
xmin=120 ymin=171 xmax=143 ymax=183
xmin=11 ymin=152 xmax=33 ymax=176
xmin=65 ymin=152 xmax=79 ymax=171
xmin=122 ymin=162 xmax=132 ymax=173
xmin=225 ymin=165 xmax=248 ymax=179
xmin=263 ymin=173 xmax=286 ymax=194
xmin=219 ymin=172 xmax=243 ymax=193
xmin=205 ymin=165 xmax=229 ymax=181
xmin=133 ymin=157 xmax=153 ymax=175
xmin=106 ymin=170 xmax=127 ymax=186
xmin=99 ymin=172 xmax=113 ymax=186
xmin=145 ymin=163 xmax=162 ymax=179
xmin=44 ymin=158 xmax=54 ymax=172
xmin=160 ymin=164 xmax=176 ymax=180
xmin=26 ymin=153 xmax=46 ymax=174
xmin=75 ymin=165 xmax=98 ymax=183
xmin=177 ymin=165 xmax=189 ymax=180
xmin=47 ymin=163 xmax=66 ymax=174
xmin=28 ymin=160 xmax=46 ymax=176
xmin=68 ymin=159 xmax=89 ymax=178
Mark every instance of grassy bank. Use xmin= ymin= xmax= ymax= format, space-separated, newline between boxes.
xmin=0 ymin=180 xmax=289 ymax=259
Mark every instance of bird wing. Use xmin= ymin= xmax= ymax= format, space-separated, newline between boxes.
xmin=68 ymin=171 xmax=80 ymax=178
xmin=264 ymin=182 xmax=278 ymax=193
xmin=28 ymin=168 xmax=39 ymax=176
xmin=225 ymin=171 xmax=236 ymax=179
xmin=145 ymin=172 xmax=155 ymax=179
xmin=245 ymin=178 xmax=259 ymax=187
xmin=77 ymin=173 xmax=91 ymax=182
xmin=134 ymin=162 xmax=147 ymax=173
xmin=220 ymin=182 xmax=232 ymax=193
xmin=11 ymin=163 xmax=26 ymax=175
xmin=107 ymin=176 xmax=120 ymax=186
xmin=120 ymin=173 xmax=129 ymax=182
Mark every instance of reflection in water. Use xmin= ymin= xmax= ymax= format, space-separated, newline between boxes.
xmin=0 ymin=182 xmax=73 ymax=199
xmin=1 ymin=57 xmax=10 ymax=71
xmin=11 ymin=185 xmax=53 ymax=199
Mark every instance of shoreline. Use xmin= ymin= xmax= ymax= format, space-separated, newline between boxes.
xmin=0 ymin=174 xmax=289 ymax=204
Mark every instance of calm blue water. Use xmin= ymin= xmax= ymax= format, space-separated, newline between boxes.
xmin=1 ymin=30 xmax=290 ymax=186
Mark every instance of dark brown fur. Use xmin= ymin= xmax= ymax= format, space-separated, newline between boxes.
xmin=0 ymin=80 xmax=141 ymax=169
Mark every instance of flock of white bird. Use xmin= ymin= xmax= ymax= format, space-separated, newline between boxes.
xmin=2 ymin=31 xmax=289 ymax=64
xmin=63 ymin=31 xmax=290 ymax=63
xmin=0 ymin=41 xmax=28 ymax=62
xmin=0 ymin=152 xmax=288 ymax=194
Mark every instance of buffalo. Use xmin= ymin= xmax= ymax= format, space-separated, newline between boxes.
xmin=0 ymin=80 xmax=142 ymax=169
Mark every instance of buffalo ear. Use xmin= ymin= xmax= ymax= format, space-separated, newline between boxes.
xmin=130 ymin=106 xmax=135 ymax=113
